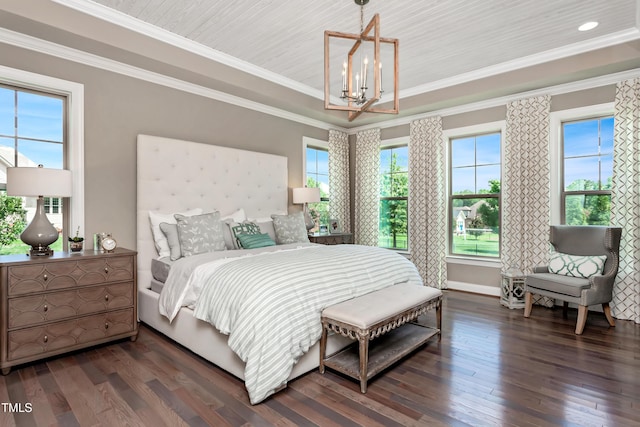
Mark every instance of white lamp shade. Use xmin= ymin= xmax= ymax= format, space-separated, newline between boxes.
xmin=293 ymin=187 xmax=321 ymax=204
xmin=6 ymin=167 xmax=73 ymax=197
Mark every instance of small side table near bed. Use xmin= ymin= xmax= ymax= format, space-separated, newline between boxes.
xmin=308 ymin=232 xmax=353 ymax=245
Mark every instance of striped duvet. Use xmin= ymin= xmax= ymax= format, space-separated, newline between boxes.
xmin=159 ymin=243 xmax=423 ymax=404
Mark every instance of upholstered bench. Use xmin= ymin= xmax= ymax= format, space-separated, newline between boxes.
xmin=319 ymin=284 xmax=442 ymax=393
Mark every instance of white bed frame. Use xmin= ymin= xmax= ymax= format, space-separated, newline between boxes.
xmin=136 ymin=134 xmax=350 ymax=383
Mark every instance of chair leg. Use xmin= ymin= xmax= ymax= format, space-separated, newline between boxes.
xmin=524 ymin=291 xmax=533 ymax=318
xmin=602 ymin=303 xmax=616 ymax=327
xmin=575 ymin=305 xmax=588 ymax=334
xmin=562 ymin=301 xmax=569 ymax=319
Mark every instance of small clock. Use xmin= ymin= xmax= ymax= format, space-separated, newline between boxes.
xmin=101 ymin=235 xmax=117 ymax=252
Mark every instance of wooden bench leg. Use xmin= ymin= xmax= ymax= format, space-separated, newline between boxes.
xmin=436 ymin=301 xmax=442 ymax=341
xmin=319 ymin=322 xmax=328 ymax=374
xmin=358 ymin=335 xmax=370 ymax=393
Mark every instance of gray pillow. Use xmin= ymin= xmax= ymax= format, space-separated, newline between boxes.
xmin=159 ymin=222 xmax=182 ymax=261
xmin=174 ymin=211 xmax=226 ymax=257
xmin=271 ymin=212 xmax=310 ymax=244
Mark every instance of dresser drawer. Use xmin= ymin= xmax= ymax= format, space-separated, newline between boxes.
xmin=7 ymin=308 xmax=135 ymax=361
xmin=7 ymin=256 xmax=134 ymax=296
xmin=8 ymin=282 xmax=134 ymax=329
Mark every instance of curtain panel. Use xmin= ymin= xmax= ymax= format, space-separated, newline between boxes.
xmin=502 ymin=96 xmax=552 ymax=280
xmin=328 ymin=129 xmax=351 ymax=233
xmin=611 ymin=77 xmax=640 ymax=324
xmin=409 ymin=116 xmax=447 ymax=288
xmin=354 ymin=128 xmax=380 ymax=246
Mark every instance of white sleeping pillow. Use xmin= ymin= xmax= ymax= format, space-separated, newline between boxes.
xmin=149 ymin=208 xmax=202 ymax=257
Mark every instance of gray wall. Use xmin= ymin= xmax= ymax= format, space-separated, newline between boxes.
xmin=0 ymin=42 xmax=328 ymax=251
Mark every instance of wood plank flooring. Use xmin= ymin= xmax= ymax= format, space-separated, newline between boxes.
xmin=1 ymin=290 xmax=638 ymax=427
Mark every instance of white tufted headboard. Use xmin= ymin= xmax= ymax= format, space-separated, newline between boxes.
xmin=136 ymin=134 xmax=288 ymax=289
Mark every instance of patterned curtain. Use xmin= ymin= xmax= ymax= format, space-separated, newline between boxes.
xmin=328 ymin=129 xmax=351 ymax=233
xmin=502 ymin=96 xmax=552 ymax=287
xmin=409 ymin=116 xmax=447 ymax=289
xmin=354 ymin=128 xmax=380 ymax=246
xmin=611 ymin=78 xmax=640 ymax=323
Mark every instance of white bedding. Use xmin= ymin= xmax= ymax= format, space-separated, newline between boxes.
xmin=159 ymin=244 xmax=423 ymax=404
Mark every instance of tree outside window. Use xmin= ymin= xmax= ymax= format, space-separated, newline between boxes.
xmin=306 ymin=146 xmax=330 ymax=230
xmin=450 ymin=132 xmax=501 ymax=257
xmin=379 ymin=145 xmax=408 ymax=250
xmin=0 ymin=85 xmax=66 ymax=254
xmin=562 ymin=116 xmax=613 ymax=225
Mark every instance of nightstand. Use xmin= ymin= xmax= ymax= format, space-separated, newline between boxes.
xmin=0 ymin=248 xmax=138 ymax=374
xmin=308 ymin=232 xmax=353 ymax=245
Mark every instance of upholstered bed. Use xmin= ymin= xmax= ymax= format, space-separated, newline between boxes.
xmin=136 ymin=134 xmax=422 ymax=404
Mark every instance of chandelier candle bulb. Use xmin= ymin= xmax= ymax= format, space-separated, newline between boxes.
xmin=363 ymin=56 xmax=368 ymax=90
xmin=342 ymin=62 xmax=347 ymax=91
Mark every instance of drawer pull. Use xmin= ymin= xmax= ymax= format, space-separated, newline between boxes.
xmin=105 ymin=322 xmax=109 ymax=329
xmin=43 ymin=335 xmax=48 ymax=343
xmin=43 ymin=274 xmax=48 ymax=281
xmin=104 ymin=267 xmax=109 ymax=274
xmin=105 ymin=294 xmax=109 ymax=302
xmin=43 ymin=304 xmax=48 ymax=312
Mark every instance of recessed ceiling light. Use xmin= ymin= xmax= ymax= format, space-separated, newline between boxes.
xmin=579 ymin=21 xmax=599 ymax=31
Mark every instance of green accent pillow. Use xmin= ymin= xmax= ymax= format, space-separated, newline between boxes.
xmin=231 ymin=222 xmax=261 ymax=248
xmin=237 ymin=233 xmax=276 ymax=249
xmin=548 ymin=251 xmax=607 ymax=279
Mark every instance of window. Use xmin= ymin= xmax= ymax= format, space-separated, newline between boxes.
xmin=449 ymin=132 xmax=501 ymax=258
xmin=379 ymin=144 xmax=408 ymax=250
xmin=0 ymin=84 xmax=67 ymax=254
xmin=305 ymin=145 xmax=330 ymax=230
xmin=561 ymin=116 xmax=613 ymax=225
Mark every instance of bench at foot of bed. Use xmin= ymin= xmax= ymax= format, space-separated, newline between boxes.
xmin=319 ymin=283 xmax=442 ymax=393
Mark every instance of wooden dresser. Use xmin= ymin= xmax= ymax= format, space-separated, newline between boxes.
xmin=0 ymin=248 xmax=138 ymax=374
xmin=308 ymin=232 xmax=353 ymax=245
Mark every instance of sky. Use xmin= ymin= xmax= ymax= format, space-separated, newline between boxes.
xmin=0 ymin=87 xmax=65 ymax=175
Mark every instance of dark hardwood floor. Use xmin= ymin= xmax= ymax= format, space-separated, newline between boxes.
xmin=1 ymin=291 xmax=638 ymax=427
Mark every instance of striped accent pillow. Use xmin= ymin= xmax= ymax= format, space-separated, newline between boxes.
xmin=237 ymin=233 xmax=276 ymax=249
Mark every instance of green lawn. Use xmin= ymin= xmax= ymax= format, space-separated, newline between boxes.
xmin=452 ymin=232 xmax=499 ymax=257
xmin=379 ymin=234 xmax=408 ymax=250
xmin=0 ymin=236 xmax=63 ymax=255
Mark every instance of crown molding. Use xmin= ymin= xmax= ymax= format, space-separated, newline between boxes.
xmin=400 ymin=28 xmax=640 ymax=99
xmin=53 ymin=0 xmax=640 ymax=104
xmin=346 ymin=67 xmax=640 ymax=134
xmin=0 ymin=27 xmax=342 ymax=132
xmin=51 ymin=0 xmax=325 ymax=100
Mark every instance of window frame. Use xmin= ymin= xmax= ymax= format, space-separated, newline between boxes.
xmin=549 ymin=103 xmax=614 ymax=226
xmin=445 ymin=121 xmax=505 ymax=260
xmin=1 ymin=65 xmax=85 ymax=247
xmin=302 ymin=137 xmax=330 ymax=229
xmin=379 ymin=137 xmax=409 ymax=251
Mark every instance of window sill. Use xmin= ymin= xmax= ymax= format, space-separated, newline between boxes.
xmin=446 ymin=256 xmax=501 ymax=269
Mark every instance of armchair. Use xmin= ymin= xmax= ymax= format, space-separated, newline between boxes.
xmin=524 ymin=225 xmax=622 ymax=335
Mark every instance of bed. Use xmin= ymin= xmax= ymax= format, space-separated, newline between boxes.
xmin=136 ymin=134 xmax=422 ymax=404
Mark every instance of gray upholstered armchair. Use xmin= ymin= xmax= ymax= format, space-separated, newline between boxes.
xmin=524 ymin=225 xmax=622 ymax=335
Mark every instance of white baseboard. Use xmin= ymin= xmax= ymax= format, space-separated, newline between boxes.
xmin=446 ymin=280 xmax=501 ymax=297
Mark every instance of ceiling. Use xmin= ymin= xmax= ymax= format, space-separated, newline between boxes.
xmin=3 ymin=0 xmax=640 ymax=128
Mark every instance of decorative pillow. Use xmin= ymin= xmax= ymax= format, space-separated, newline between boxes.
xmin=149 ymin=208 xmax=202 ymax=257
xmin=221 ymin=209 xmax=247 ymax=249
xmin=237 ymin=233 xmax=276 ymax=249
xmin=271 ymin=212 xmax=309 ymax=244
xmin=231 ymin=221 xmax=262 ymax=249
xmin=158 ymin=222 xmax=182 ymax=261
xmin=548 ymin=251 xmax=607 ymax=279
xmin=174 ymin=211 xmax=226 ymax=257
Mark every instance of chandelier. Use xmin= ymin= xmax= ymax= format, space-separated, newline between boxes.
xmin=324 ymin=0 xmax=399 ymax=121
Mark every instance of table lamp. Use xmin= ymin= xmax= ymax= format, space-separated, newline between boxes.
xmin=293 ymin=187 xmax=321 ymax=231
xmin=6 ymin=165 xmax=73 ymax=256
